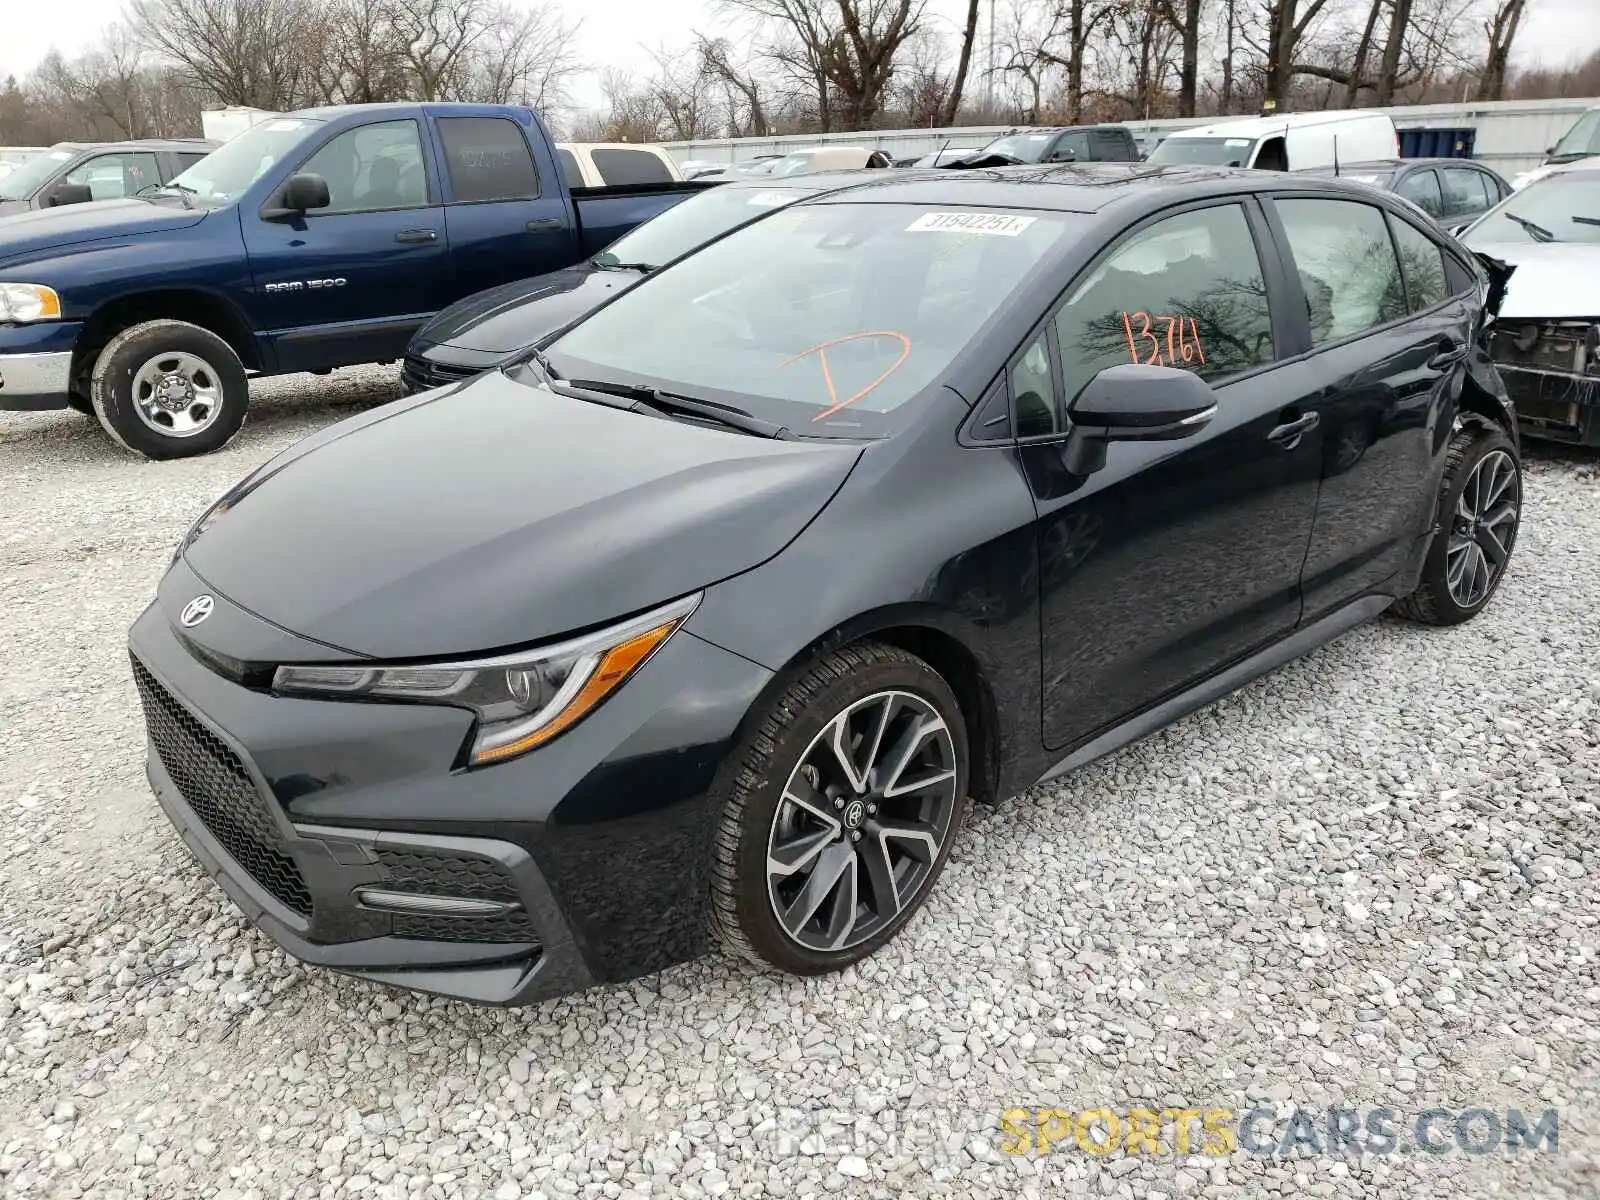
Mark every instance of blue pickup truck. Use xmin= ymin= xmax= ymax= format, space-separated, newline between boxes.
xmin=0 ymin=103 xmax=711 ymax=458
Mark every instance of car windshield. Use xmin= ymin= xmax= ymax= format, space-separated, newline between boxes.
xmin=0 ymin=148 xmax=75 ymax=200
xmin=1146 ymin=136 xmax=1258 ymax=167
xmin=166 ymin=118 xmax=322 ymax=204
xmin=1464 ymin=171 xmax=1600 ymax=245
xmin=1550 ymin=110 xmax=1600 ymax=160
xmin=543 ymin=202 xmax=1077 ymax=438
xmin=593 ymin=185 xmax=812 ymax=270
xmin=980 ymin=133 xmax=1057 ymax=163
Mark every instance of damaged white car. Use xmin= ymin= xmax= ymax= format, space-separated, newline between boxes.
xmin=1461 ymin=161 xmax=1600 ymax=447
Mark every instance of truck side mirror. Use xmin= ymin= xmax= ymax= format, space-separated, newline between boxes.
xmin=264 ymin=172 xmax=331 ymax=220
xmin=47 ymin=183 xmax=95 ymax=207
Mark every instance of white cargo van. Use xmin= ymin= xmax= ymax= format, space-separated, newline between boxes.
xmin=1146 ymin=111 xmax=1399 ymax=172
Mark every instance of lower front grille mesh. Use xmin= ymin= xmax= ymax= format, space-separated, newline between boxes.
xmin=375 ymin=846 xmax=538 ymax=944
xmin=131 ymin=656 xmax=313 ymax=917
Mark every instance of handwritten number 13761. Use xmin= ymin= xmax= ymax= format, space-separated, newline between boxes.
xmin=1121 ymin=311 xmax=1206 ymax=367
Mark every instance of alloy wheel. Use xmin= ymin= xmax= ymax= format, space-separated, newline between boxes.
xmin=131 ymin=351 xmax=223 ymax=437
xmin=1446 ymin=448 xmax=1519 ymax=609
xmin=766 ymin=690 xmax=959 ymax=952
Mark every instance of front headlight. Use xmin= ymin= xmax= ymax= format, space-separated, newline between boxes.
xmin=272 ymin=594 xmax=700 ymax=765
xmin=0 ymin=283 xmax=62 ymax=323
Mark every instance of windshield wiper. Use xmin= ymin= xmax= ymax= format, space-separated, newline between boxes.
xmin=1503 ymin=212 xmax=1556 ymax=242
xmin=591 ymin=256 xmax=657 ymax=273
xmin=135 ymin=181 xmax=195 ymax=208
xmin=563 ymin=377 xmax=791 ymax=439
xmin=1572 ymin=216 xmax=1600 ymax=228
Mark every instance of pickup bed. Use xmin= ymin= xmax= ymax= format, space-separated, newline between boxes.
xmin=0 ymin=102 xmax=713 ymax=458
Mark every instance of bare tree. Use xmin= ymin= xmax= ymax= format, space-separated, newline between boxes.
xmin=698 ymin=36 xmax=771 ymax=136
xmin=943 ymin=0 xmax=982 ymax=124
xmin=129 ymin=0 xmax=312 ymax=109
xmin=1158 ymin=0 xmax=1205 ymax=116
xmin=1260 ymin=0 xmax=1338 ymax=105
xmin=1477 ymin=0 xmax=1525 ymax=100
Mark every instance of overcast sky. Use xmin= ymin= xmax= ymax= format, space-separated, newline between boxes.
xmin=4 ymin=0 xmax=1598 ymax=115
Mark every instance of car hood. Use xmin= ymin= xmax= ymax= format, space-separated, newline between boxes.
xmin=413 ymin=263 xmax=643 ymax=356
xmin=181 ymin=370 xmax=863 ymax=660
xmin=0 ymin=198 xmax=208 ymax=265
xmin=1467 ymin=241 xmax=1600 ymax=319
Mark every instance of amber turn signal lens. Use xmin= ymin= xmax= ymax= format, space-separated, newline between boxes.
xmin=469 ymin=618 xmax=680 ymax=765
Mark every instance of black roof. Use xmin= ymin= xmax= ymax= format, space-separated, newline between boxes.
xmin=805 ymin=161 xmax=1398 ymax=215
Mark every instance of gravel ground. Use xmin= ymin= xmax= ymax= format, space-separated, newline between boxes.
xmin=0 ymin=372 xmax=1596 ymax=1200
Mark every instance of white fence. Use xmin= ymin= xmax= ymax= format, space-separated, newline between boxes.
xmin=661 ymin=96 xmax=1599 ymax=180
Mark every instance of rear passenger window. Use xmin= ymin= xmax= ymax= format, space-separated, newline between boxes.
xmin=1395 ymin=170 xmax=1443 ymax=218
xmin=1274 ymin=199 xmax=1406 ymax=346
xmin=591 ymin=148 xmax=672 ymax=186
xmin=1388 ymin=216 xmax=1450 ymax=312
xmin=1054 ymin=203 xmax=1273 ymax=404
xmin=556 ymin=148 xmax=582 ymax=190
xmin=438 ymin=117 xmax=539 ymax=203
xmin=1440 ymin=168 xmax=1491 ymax=217
xmin=1093 ymin=131 xmax=1135 ymax=161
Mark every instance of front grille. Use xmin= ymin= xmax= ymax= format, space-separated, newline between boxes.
xmin=375 ymin=846 xmax=538 ymax=944
xmin=401 ymin=354 xmax=480 ymax=394
xmin=132 ymin=656 xmax=313 ymax=917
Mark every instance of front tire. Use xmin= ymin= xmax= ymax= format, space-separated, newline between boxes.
xmin=90 ymin=320 xmax=248 ymax=460
xmin=710 ymin=642 xmax=970 ymax=975
xmin=1396 ymin=424 xmax=1521 ymax=625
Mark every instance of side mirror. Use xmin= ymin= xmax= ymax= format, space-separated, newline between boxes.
xmin=47 ymin=183 xmax=94 ymax=207
xmin=264 ymin=172 xmax=331 ymax=220
xmin=1447 ymin=219 xmax=1473 ymax=237
xmin=1061 ymin=363 xmax=1218 ymax=475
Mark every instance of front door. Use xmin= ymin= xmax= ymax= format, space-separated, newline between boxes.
xmin=1034 ymin=199 xmax=1325 ymax=750
xmin=243 ymin=118 xmax=449 ymax=372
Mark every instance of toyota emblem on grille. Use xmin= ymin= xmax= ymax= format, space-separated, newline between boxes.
xmin=180 ymin=595 xmax=215 ymax=627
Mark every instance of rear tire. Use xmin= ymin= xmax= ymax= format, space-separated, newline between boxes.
xmin=1395 ymin=425 xmax=1520 ymax=626
xmin=90 ymin=320 xmax=248 ymax=460
xmin=710 ymin=642 xmax=970 ymax=976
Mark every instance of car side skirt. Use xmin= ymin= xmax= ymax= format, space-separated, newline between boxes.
xmin=1037 ymin=593 xmax=1395 ymax=784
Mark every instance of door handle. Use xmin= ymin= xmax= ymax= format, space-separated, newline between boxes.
xmin=1266 ymin=411 xmax=1320 ymax=447
xmin=1427 ymin=338 xmax=1468 ymax=369
xmin=395 ymin=228 xmax=438 ymax=244
xmin=526 ymin=218 xmax=563 ymax=232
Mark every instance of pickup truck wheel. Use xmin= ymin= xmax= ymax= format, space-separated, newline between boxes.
xmin=90 ymin=320 xmax=247 ymax=460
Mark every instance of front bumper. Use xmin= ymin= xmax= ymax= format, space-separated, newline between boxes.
xmin=0 ymin=321 xmax=82 ymax=410
xmin=1497 ymin=365 xmax=1600 ymax=446
xmin=400 ymin=343 xmax=502 ymax=395
xmin=0 ymin=351 xmax=71 ymax=409
xmin=128 ymin=586 xmax=772 ymax=1005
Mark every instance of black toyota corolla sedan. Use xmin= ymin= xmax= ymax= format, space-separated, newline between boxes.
xmin=130 ymin=164 xmax=1522 ymax=1006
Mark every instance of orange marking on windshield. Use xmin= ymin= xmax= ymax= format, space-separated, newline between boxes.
xmin=779 ymin=331 xmax=913 ymax=421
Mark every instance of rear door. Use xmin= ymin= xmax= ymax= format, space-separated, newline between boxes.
xmin=242 ymin=117 xmax=448 ymax=371
xmin=1034 ymin=198 xmax=1327 ymax=750
xmin=434 ymin=113 xmax=577 ymax=300
xmin=1265 ymin=195 xmax=1470 ymax=620
xmin=1091 ymin=129 xmax=1138 ymax=162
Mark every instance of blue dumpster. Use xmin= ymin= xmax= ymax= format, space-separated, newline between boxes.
xmin=1398 ymin=128 xmax=1476 ymax=158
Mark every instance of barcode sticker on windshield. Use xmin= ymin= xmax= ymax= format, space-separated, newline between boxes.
xmin=907 ymin=211 xmax=1036 ymax=237
xmin=746 ymin=191 xmax=791 ymax=207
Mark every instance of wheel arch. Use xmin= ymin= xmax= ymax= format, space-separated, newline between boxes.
xmin=72 ymin=288 xmax=262 ymax=393
xmin=1459 ymin=346 xmax=1520 ymax=451
xmin=743 ymin=606 xmax=1004 ymax=808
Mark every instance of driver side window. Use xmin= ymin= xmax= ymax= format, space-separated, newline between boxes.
xmin=1053 ymin=203 xmax=1274 ymax=413
xmin=298 ymin=120 xmax=429 ymax=214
